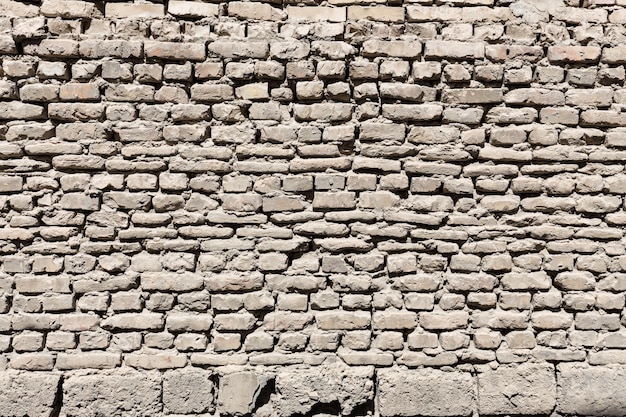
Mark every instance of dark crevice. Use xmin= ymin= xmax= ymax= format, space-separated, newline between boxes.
xmin=350 ymin=398 xmax=375 ymax=417
xmin=50 ymin=375 xmax=63 ymax=417
xmin=251 ymin=377 xmax=275 ymax=415
xmin=552 ymin=363 xmax=559 ymax=416
xmin=202 ymin=372 xmax=219 ymax=414
xmin=291 ymin=400 xmax=342 ymax=417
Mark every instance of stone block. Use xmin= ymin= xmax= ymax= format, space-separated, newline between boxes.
xmin=0 ymin=371 xmax=60 ymax=417
xmin=163 ymin=369 xmax=214 ymax=414
xmin=218 ymin=371 xmax=272 ymax=416
xmin=478 ymin=362 xmax=556 ymax=415
xmin=557 ymin=364 xmax=626 ymax=416
xmin=63 ymin=371 xmax=161 ymax=417
xmin=274 ymin=365 xmax=373 ymax=417
xmin=378 ymin=368 xmax=475 ymax=417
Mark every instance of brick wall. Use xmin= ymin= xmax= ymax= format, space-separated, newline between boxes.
xmin=1 ymin=0 xmax=626 ymax=415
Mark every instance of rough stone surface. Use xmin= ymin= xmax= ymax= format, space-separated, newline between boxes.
xmin=62 ymin=370 xmax=161 ymax=417
xmin=218 ymin=371 xmax=272 ymax=416
xmin=274 ymin=365 xmax=374 ymax=416
xmin=378 ymin=369 xmax=475 ymax=417
xmin=163 ymin=368 xmax=214 ymax=414
xmin=557 ymin=364 xmax=626 ymax=416
xmin=0 ymin=371 xmax=60 ymax=417
xmin=478 ymin=362 xmax=556 ymax=415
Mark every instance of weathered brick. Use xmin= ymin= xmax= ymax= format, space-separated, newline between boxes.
xmin=316 ymin=311 xmax=370 ymax=330
xmin=145 ymin=41 xmax=205 ymax=61
xmin=0 ymin=176 xmax=23 ymax=193
xmin=38 ymin=39 xmax=79 ymax=58
xmin=442 ymin=88 xmax=503 ymax=104
xmin=504 ymin=88 xmax=565 ymax=106
xmin=286 ymin=6 xmax=346 ymax=22
xmin=424 ymin=40 xmax=484 ymax=59
xmin=48 ymin=103 xmax=104 ymax=121
xmin=548 ymin=46 xmax=601 ymax=63
xmin=191 ymin=84 xmax=234 ymax=102
xmin=382 ymin=104 xmax=443 ymax=121
xmin=209 ymin=40 xmax=269 ymax=59
xmin=0 ymin=1 xmax=39 ymax=18
xmin=57 ymin=352 xmax=121 ymax=370
xmin=102 ymin=313 xmax=163 ymax=330
xmin=420 ymin=311 xmax=468 ymax=330
xmin=41 ymin=0 xmax=94 ymax=17
xmin=168 ymin=1 xmax=218 ymax=18
xmin=348 ymin=6 xmax=404 ymax=22
xmin=105 ymin=3 xmax=164 ymax=18
xmin=363 ymin=40 xmax=422 ymax=59
xmin=229 ymin=1 xmax=284 ymax=20
xmin=59 ymin=83 xmax=101 ymax=101
xmin=0 ymin=102 xmax=46 ymax=120
xmin=294 ymin=103 xmax=353 ymax=122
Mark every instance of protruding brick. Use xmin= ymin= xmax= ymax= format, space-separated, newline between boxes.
xmin=287 ymin=6 xmax=346 ymax=22
xmin=548 ymin=46 xmax=601 ymax=63
xmin=145 ymin=41 xmax=206 ymax=61
xmin=424 ymin=41 xmax=484 ymax=60
xmin=105 ymin=3 xmax=164 ymax=18
xmin=168 ymin=1 xmax=218 ymax=18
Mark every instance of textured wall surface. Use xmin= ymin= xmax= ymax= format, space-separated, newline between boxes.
xmin=2 ymin=0 xmax=626 ymax=415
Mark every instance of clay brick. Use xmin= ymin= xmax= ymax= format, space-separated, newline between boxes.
xmin=442 ymin=88 xmax=503 ymax=104
xmin=286 ymin=6 xmax=346 ymax=22
xmin=59 ymin=83 xmax=101 ymax=101
xmin=229 ymin=1 xmax=284 ymax=20
xmin=37 ymin=39 xmax=79 ymax=57
xmin=209 ymin=40 xmax=269 ymax=59
xmin=548 ymin=46 xmax=602 ymax=63
xmin=41 ymin=0 xmax=95 ymax=18
xmin=145 ymin=41 xmax=206 ymax=61
xmin=105 ymin=3 xmax=164 ymax=18
xmin=348 ymin=6 xmax=404 ymax=22
xmin=362 ymin=40 xmax=422 ymax=59
xmin=168 ymin=1 xmax=217 ymax=18
xmin=424 ymin=40 xmax=484 ymax=59
xmin=79 ymin=40 xmax=142 ymax=59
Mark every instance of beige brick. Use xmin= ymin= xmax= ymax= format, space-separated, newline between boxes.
xmin=287 ymin=6 xmax=346 ymax=22
xmin=168 ymin=0 xmax=218 ymax=18
xmin=348 ymin=6 xmax=404 ymax=22
xmin=362 ymin=40 xmax=422 ymax=59
xmin=59 ymin=83 xmax=100 ymax=101
xmin=145 ymin=41 xmax=206 ymax=61
xmin=443 ymin=88 xmax=503 ymax=104
xmin=228 ymin=1 xmax=285 ymax=20
xmin=548 ymin=45 xmax=601 ymax=63
xmin=57 ymin=352 xmax=121 ymax=370
xmin=79 ymin=40 xmax=142 ymax=59
xmin=37 ymin=39 xmax=79 ymax=57
xmin=105 ymin=3 xmax=164 ymax=18
xmin=424 ymin=40 xmax=484 ymax=59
